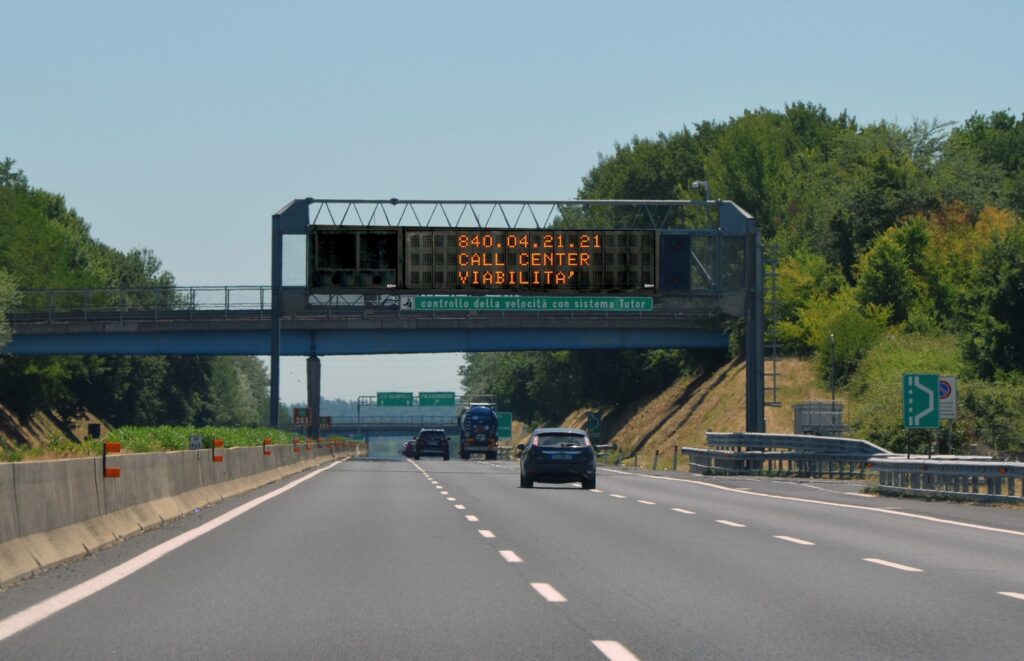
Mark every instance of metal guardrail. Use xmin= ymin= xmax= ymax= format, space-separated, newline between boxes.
xmin=684 ymin=432 xmax=893 ymax=478
xmin=706 ymin=432 xmax=889 ymax=456
xmin=871 ymin=458 xmax=1024 ymax=503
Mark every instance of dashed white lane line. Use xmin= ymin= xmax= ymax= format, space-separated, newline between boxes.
xmin=499 ymin=550 xmax=523 ymax=563
xmin=592 ymin=489 xmax=604 ymax=493
xmin=530 ymin=582 xmax=567 ymax=603
xmin=671 ymin=507 xmax=695 ymax=515
xmin=455 ymin=504 xmax=466 ymax=510
xmin=440 ymin=491 xmax=449 ymax=495
xmin=446 ymin=497 xmax=456 ymax=501
xmin=999 ymin=592 xmax=1024 ymax=602
xmin=435 ymin=485 xmax=443 ymax=489
xmin=592 ymin=640 xmax=641 ymax=661
xmin=0 ymin=460 xmax=343 ymax=644
xmin=716 ymin=519 xmax=746 ymax=528
xmin=636 ymin=500 xmax=656 ymax=505
xmin=864 ymin=558 xmax=923 ymax=572
xmin=610 ymin=494 xmax=627 ymax=499
xmin=479 ymin=530 xmax=496 ymax=539
xmin=465 ymin=515 xmax=479 ymax=522
xmin=774 ymin=535 xmax=815 ymax=546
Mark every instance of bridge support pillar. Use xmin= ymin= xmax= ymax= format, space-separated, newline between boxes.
xmin=308 ymin=354 xmax=321 ymax=440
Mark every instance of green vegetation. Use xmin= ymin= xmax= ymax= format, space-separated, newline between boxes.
xmin=0 ymin=426 xmax=357 ymax=462
xmin=462 ymin=106 xmax=1024 ymax=453
xmin=0 ymin=158 xmax=271 ymax=430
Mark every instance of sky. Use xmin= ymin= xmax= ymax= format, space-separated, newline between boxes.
xmin=3 ymin=0 xmax=1022 ymax=403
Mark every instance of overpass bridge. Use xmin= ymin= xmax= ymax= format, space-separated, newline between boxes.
xmin=4 ymin=196 xmax=767 ymax=437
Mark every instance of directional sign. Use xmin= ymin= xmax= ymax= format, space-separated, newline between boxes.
xmin=903 ymin=374 xmax=940 ymax=429
xmin=496 ymin=412 xmax=513 ymax=440
xmin=377 ymin=392 xmax=413 ymax=407
xmin=586 ymin=411 xmax=602 ymax=442
xmin=419 ymin=391 xmax=456 ymax=407
xmin=939 ymin=375 xmax=957 ymax=420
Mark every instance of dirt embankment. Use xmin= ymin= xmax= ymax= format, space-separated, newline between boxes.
xmin=558 ymin=357 xmax=832 ymax=466
xmin=0 ymin=402 xmax=108 ymax=453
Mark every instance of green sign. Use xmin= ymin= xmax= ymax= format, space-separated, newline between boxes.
xmin=903 ymin=374 xmax=940 ymax=429
xmin=410 ymin=296 xmax=653 ymax=312
xmin=419 ymin=391 xmax=456 ymax=406
xmin=377 ymin=392 xmax=413 ymax=407
xmin=586 ymin=411 xmax=602 ymax=441
xmin=496 ymin=412 xmax=513 ymax=440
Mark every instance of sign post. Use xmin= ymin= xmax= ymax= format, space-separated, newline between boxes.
xmin=586 ymin=411 xmax=602 ymax=443
xmin=903 ymin=373 xmax=940 ymax=458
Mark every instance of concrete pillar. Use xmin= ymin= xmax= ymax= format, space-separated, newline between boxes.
xmin=307 ymin=355 xmax=321 ymax=441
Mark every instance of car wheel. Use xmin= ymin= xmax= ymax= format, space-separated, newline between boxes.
xmin=520 ymin=475 xmax=533 ymax=488
xmin=443 ymin=454 xmax=450 ymax=461
xmin=413 ymin=454 xmax=420 ymax=460
xmin=581 ymin=477 xmax=596 ymax=490
xmin=486 ymin=451 xmax=497 ymax=461
xmin=461 ymin=452 xmax=469 ymax=460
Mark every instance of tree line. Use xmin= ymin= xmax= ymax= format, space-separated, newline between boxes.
xmin=461 ymin=105 xmax=1024 ymax=454
xmin=0 ymin=158 xmax=270 ymax=429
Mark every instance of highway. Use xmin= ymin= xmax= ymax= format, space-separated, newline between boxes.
xmin=1 ymin=457 xmax=1022 ymax=660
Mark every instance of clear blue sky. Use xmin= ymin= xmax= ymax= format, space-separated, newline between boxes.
xmin=4 ymin=0 xmax=1022 ymax=403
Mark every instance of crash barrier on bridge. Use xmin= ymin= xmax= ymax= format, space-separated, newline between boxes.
xmin=682 ymin=432 xmax=892 ymax=478
xmin=0 ymin=441 xmax=360 ymax=586
xmin=871 ymin=458 xmax=1023 ymax=503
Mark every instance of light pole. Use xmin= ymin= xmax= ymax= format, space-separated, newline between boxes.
xmin=830 ymin=333 xmax=837 ymax=431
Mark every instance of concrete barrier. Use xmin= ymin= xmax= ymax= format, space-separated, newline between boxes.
xmin=0 ymin=442 xmax=355 ymax=587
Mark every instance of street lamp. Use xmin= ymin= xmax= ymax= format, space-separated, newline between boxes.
xmin=830 ymin=333 xmax=837 ymax=431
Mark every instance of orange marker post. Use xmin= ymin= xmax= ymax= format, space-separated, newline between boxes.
xmin=293 ymin=438 xmax=300 ymax=453
xmin=103 ymin=442 xmax=122 ymax=478
xmin=212 ymin=438 xmax=225 ymax=463
xmin=263 ymin=438 xmax=273 ymax=456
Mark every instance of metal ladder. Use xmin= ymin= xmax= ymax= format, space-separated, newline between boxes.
xmin=764 ymin=244 xmax=782 ymax=407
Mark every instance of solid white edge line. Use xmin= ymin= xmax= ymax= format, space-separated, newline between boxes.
xmin=774 ymin=535 xmax=815 ymax=546
xmin=600 ymin=467 xmax=1024 ymax=539
xmin=530 ymin=582 xmax=567 ymax=603
xmin=715 ymin=519 xmax=746 ymax=528
xmin=863 ymin=558 xmax=923 ymax=572
xmin=478 ymin=529 xmax=495 ymax=538
xmin=592 ymin=640 xmax=641 ymax=661
xmin=998 ymin=592 xmax=1024 ymax=601
xmin=499 ymin=550 xmax=523 ymax=563
xmin=671 ymin=507 xmax=695 ymax=515
xmin=0 ymin=459 xmax=343 ymax=643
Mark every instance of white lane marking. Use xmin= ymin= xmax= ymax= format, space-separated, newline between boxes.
xmin=592 ymin=640 xmax=641 ymax=661
xmin=999 ymin=592 xmax=1024 ymax=601
xmin=478 ymin=530 xmax=496 ymax=538
xmin=864 ymin=558 xmax=923 ymax=572
xmin=637 ymin=499 xmax=656 ymax=505
xmin=600 ymin=468 xmax=1024 ymax=539
xmin=0 ymin=460 xmax=343 ymax=643
xmin=530 ymin=582 xmax=567 ymax=603
xmin=610 ymin=494 xmax=626 ymax=499
xmin=671 ymin=507 xmax=695 ymax=515
xmin=499 ymin=550 xmax=523 ymax=563
xmin=446 ymin=497 xmax=456 ymax=501
xmin=435 ymin=485 xmax=443 ymax=489
xmin=592 ymin=489 xmax=604 ymax=493
xmin=716 ymin=519 xmax=746 ymax=528
xmin=455 ymin=504 xmax=466 ymax=510
xmin=465 ymin=515 xmax=479 ymax=522
xmin=440 ymin=491 xmax=449 ymax=495
xmin=774 ymin=535 xmax=815 ymax=546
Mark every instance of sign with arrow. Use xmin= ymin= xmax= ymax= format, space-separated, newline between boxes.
xmin=903 ymin=374 xmax=940 ymax=429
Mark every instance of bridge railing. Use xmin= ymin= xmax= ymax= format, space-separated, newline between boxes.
xmin=12 ymin=286 xmax=273 ymax=323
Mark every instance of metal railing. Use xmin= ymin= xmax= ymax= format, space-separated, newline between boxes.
xmin=871 ymin=458 xmax=1024 ymax=503
xmin=683 ymin=432 xmax=893 ymax=478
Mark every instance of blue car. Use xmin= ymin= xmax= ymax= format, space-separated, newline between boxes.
xmin=518 ymin=427 xmax=596 ymax=490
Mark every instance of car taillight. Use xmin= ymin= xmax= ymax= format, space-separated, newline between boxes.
xmin=531 ymin=435 xmax=540 ymax=447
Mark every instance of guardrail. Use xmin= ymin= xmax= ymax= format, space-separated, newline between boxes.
xmin=871 ymin=458 xmax=1024 ymax=503
xmin=683 ymin=432 xmax=893 ymax=478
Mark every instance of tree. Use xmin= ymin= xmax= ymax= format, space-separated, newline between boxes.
xmin=0 ymin=268 xmax=18 ymax=349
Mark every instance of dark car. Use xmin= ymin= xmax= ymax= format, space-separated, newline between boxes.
xmin=402 ymin=440 xmax=417 ymax=458
xmin=414 ymin=428 xmax=450 ymax=460
xmin=518 ymin=427 xmax=596 ymax=489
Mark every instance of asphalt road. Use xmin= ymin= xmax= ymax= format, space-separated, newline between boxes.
xmin=2 ymin=457 xmax=1023 ymax=660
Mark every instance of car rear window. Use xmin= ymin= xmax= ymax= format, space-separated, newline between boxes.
xmin=537 ymin=433 xmax=587 ymax=447
xmin=419 ymin=431 xmax=446 ymax=440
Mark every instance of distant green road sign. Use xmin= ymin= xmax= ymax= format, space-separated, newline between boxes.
xmin=496 ymin=412 xmax=513 ymax=440
xmin=408 ymin=295 xmax=653 ymax=312
xmin=903 ymin=374 xmax=940 ymax=429
xmin=377 ymin=392 xmax=413 ymax=407
xmin=419 ymin=391 xmax=456 ymax=406
xmin=586 ymin=411 xmax=602 ymax=441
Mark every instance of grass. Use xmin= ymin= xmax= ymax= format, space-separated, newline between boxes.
xmin=0 ymin=425 xmax=360 ymax=462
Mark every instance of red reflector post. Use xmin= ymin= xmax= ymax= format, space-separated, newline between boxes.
xmin=102 ymin=441 xmax=121 ymax=478
xmin=263 ymin=438 xmax=273 ymax=456
xmin=212 ymin=455 xmax=224 ymax=463
xmin=104 ymin=467 xmax=121 ymax=478
xmin=104 ymin=442 xmax=122 ymax=454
